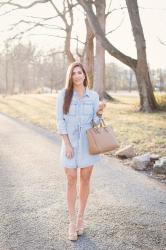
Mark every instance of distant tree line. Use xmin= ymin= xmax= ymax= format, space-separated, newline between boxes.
xmin=0 ymin=41 xmax=165 ymax=95
xmin=0 ymin=42 xmax=66 ymax=94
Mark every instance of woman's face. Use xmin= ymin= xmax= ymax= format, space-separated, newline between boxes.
xmin=71 ymin=66 xmax=85 ymax=87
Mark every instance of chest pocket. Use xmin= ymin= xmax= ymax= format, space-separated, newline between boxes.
xmin=69 ymin=103 xmax=77 ymax=115
xmin=83 ymin=102 xmax=93 ymax=115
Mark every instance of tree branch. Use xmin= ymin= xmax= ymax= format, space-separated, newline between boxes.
xmin=0 ymin=0 xmax=50 ymax=9
xmin=106 ymin=0 xmax=113 ymax=15
xmin=0 ymin=0 xmax=12 ymax=9
xmin=8 ymin=20 xmax=65 ymax=41
xmin=29 ymin=33 xmax=85 ymax=44
xmin=157 ymin=37 xmax=166 ymax=46
xmin=49 ymin=0 xmax=68 ymax=25
xmin=0 ymin=7 xmax=19 ymax=17
xmin=106 ymin=6 xmax=127 ymax=18
xmin=75 ymin=35 xmax=83 ymax=59
xmin=7 ymin=19 xmax=65 ymax=32
xmin=106 ymin=15 xmax=125 ymax=36
xmin=25 ymin=15 xmax=59 ymax=21
xmin=78 ymin=0 xmax=137 ymax=69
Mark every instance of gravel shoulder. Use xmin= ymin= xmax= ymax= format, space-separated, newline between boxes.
xmin=0 ymin=113 xmax=166 ymax=250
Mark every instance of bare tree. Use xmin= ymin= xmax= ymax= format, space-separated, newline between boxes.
xmin=0 ymin=0 xmax=125 ymax=92
xmin=42 ymin=49 xmax=66 ymax=91
xmin=128 ymin=70 xmax=133 ymax=92
xmin=126 ymin=0 xmax=158 ymax=111
xmin=4 ymin=42 xmax=10 ymax=95
xmin=0 ymin=0 xmax=77 ymax=64
xmin=81 ymin=17 xmax=94 ymax=88
xmin=49 ymin=0 xmax=76 ymax=64
xmin=78 ymin=0 xmax=158 ymax=112
xmin=93 ymin=0 xmax=106 ymax=99
xmin=81 ymin=1 xmax=117 ymax=98
xmin=0 ymin=41 xmax=67 ymax=94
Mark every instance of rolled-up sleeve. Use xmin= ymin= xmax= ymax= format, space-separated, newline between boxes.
xmin=93 ymin=92 xmax=101 ymax=125
xmin=55 ymin=89 xmax=67 ymax=134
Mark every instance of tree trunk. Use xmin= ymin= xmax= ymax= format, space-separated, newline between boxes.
xmin=5 ymin=55 xmax=9 ymax=95
xmin=65 ymin=26 xmax=75 ymax=64
xmin=49 ymin=0 xmax=75 ymax=65
xmin=10 ymin=60 xmax=16 ymax=95
xmin=82 ymin=17 xmax=94 ymax=89
xmin=128 ymin=70 xmax=133 ymax=92
xmin=126 ymin=0 xmax=158 ymax=112
xmin=134 ymin=63 xmax=157 ymax=111
xmin=78 ymin=0 xmax=158 ymax=112
xmin=93 ymin=0 xmax=113 ymax=100
xmin=93 ymin=0 xmax=105 ymax=98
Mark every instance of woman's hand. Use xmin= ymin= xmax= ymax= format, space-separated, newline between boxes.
xmin=61 ymin=135 xmax=74 ymax=159
xmin=65 ymin=143 xmax=74 ymax=159
xmin=96 ymin=100 xmax=106 ymax=116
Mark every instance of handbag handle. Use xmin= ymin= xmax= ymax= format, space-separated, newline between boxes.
xmin=92 ymin=118 xmax=106 ymax=128
xmin=100 ymin=118 xmax=106 ymax=128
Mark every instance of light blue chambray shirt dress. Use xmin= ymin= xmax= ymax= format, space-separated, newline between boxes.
xmin=56 ymin=88 xmax=101 ymax=168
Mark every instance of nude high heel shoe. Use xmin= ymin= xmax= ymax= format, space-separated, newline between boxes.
xmin=76 ymin=215 xmax=84 ymax=236
xmin=68 ymin=217 xmax=78 ymax=241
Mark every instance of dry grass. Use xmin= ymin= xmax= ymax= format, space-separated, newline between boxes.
xmin=0 ymin=94 xmax=57 ymax=132
xmin=104 ymin=94 xmax=166 ymax=157
xmin=0 ymin=92 xmax=166 ymax=157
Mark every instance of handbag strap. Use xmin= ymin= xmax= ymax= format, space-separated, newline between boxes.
xmin=101 ymin=118 xmax=106 ymax=127
xmin=91 ymin=118 xmax=106 ymax=128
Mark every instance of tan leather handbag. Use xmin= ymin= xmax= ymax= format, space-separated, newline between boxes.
xmin=86 ymin=119 xmax=119 ymax=155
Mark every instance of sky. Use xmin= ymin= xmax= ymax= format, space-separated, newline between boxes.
xmin=0 ymin=0 xmax=166 ymax=69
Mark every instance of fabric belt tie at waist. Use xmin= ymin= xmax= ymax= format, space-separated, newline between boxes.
xmin=72 ymin=123 xmax=92 ymax=138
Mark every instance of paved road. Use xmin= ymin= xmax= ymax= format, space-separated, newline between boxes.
xmin=0 ymin=113 xmax=166 ymax=250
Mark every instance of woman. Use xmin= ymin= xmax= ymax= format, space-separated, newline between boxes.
xmin=56 ymin=62 xmax=106 ymax=241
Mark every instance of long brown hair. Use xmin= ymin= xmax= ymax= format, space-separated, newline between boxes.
xmin=63 ymin=62 xmax=89 ymax=114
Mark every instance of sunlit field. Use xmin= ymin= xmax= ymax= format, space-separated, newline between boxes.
xmin=0 ymin=92 xmax=166 ymax=157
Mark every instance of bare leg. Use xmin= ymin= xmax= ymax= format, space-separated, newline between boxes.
xmin=78 ymin=166 xmax=93 ymax=217
xmin=76 ymin=166 xmax=93 ymax=234
xmin=76 ymin=166 xmax=93 ymax=235
xmin=64 ymin=167 xmax=78 ymax=240
xmin=64 ymin=168 xmax=77 ymax=219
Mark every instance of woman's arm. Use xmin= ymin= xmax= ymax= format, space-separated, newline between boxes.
xmin=93 ymin=93 xmax=106 ymax=125
xmin=61 ymin=134 xmax=74 ymax=159
xmin=96 ymin=100 xmax=106 ymax=116
xmin=56 ymin=89 xmax=68 ymax=134
xmin=56 ymin=90 xmax=74 ymax=159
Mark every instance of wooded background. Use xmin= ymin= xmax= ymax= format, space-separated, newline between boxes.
xmin=0 ymin=0 xmax=165 ymax=112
